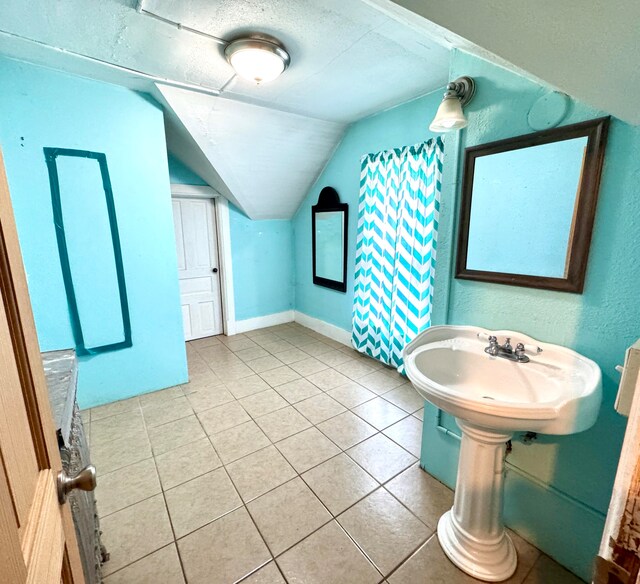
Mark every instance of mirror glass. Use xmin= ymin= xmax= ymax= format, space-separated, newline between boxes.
xmin=312 ymin=186 xmax=348 ymax=292
xmin=456 ymin=117 xmax=609 ymax=293
xmin=466 ymin=136 xmax=588 ymax=278
xmin=315 ymin=211 xmax=345 ymax=282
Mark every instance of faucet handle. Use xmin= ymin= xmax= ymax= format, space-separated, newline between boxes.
xmin=518 ymin=342 xmax=543 ymax=355
xmin=484 ymin=335 xmax=500 ymax=357
xmin=514 ymin=342 xmax=531 ymax=362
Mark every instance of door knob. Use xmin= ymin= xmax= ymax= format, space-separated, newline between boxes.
xmin=57 ymin=464 xmax=97 ymax=504
xmin=212 ymin=267 xmax=218 ymax=273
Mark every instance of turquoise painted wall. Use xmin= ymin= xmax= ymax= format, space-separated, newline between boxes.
xmin=229 ymin=205 xmax=294 ymax=321
xmin=167 ymin=158 xmax=294 ymax=322
xmin=168 ymin=154 xmax=207 ymax=186
xmin=0 ymin=57 xmax=188 ymax=408
xmin=424 ymin=50 xmax=638 ymax=581
xmin=293 ymin=89 xmax=445 ymax=330
xmin=292 ymin=49 xmax=638 ymax=579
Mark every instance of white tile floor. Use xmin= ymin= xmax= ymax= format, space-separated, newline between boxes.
xmin=82 ymin=323 xmax=584 ymax=583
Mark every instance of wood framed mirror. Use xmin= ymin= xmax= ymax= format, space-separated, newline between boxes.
xmin=456 ymin=117 xmax=609 ymax=293
xmin=312 ymin=186 xmax=348 ymax=293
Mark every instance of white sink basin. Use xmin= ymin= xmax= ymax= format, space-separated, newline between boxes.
xmin=404 ymin=325 xmax=602 ymax=435
xmin=403 ymin=325 xmax=602 ymax=582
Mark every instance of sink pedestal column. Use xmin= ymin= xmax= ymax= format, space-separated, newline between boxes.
xmin=438 ymin=420 xmax=516 ymax=582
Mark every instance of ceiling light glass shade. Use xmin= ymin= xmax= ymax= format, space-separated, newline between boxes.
xmin=429 ymin=96 xmax=468 ymax=132
xmin=225 ymin=38 xmax=290 ymax=84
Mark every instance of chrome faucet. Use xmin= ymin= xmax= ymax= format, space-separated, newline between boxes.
xmin=484 ymin=336 xmax=541 ymax=363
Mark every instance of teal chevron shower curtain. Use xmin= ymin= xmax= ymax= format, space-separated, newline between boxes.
xmin=352 ymin=138 xmax=444 ymax=369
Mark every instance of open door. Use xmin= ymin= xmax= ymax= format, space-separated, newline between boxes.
xmin=0 ymin=150 xmax=85 ymax=583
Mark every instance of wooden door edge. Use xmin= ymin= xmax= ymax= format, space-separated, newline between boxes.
xmin=0 ymin=150 xmax=85 ymax=581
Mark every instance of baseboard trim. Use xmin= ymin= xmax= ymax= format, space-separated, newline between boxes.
xmin=233 ymin=309 xmax=353 ymax=345
xmin=294 ymin=311 xmax=352 ymax=347
xmin=235 ymin=310 xmax=294 ymax=334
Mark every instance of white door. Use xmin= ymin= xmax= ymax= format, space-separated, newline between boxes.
xmin=172 ymin=197 xmax=223 ymax=340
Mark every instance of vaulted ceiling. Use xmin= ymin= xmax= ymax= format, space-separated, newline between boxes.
xmin=1 ymin=0 xmax=636 ymax=219
xmin=375 ymin=0 xmax=640 ymax=126
xmin=0 ymin=0 xmax=450 ymax=219
xmin=157 ymin=84 xmax=346 ymax=219
xmin=140 ymin=0 xmax=450 ymax=123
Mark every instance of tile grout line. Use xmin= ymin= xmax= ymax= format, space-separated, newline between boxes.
xmin=96 ymin=374 xmax=421 ymax=518
xmin=330 ymin=516 xmax=387 ymax=582
xmin=98 ymin=435 xmax=431 ymax=578
xmin=169 ymin=432 xmax=419 ymax=577
xmin=199 ymin=388 xmax=420 ymax=458
xmin=254 ymin=469 xmax=388 ymax=583
xmin=138 ymin=398 xmax=190 ymax=584
xmin=191 ymin=327 xmax=324 ymax=582
xmin=92 ymin=324 xmax=448 ymax=584
xmin=92 ymin=394 xmax=232 ymax=580
xmin=190 ymin=349 xmax=390 ymax=399
xmin=220 ymin=418 xmax=427 ymax=573
xmin=101 ymin=543 xmax=179 ymax=581
xmin=94 ymin=410 xmax=419 ymax=504
xmin=194 ymin=326 xmax=461 ymax=580
xmin=213 ymin=376 xmax=419 ymax=450
xmin=517 ymin=552 xmax=544 ymax=584
xmin=383 ymin=532 xmax=439 ymax=582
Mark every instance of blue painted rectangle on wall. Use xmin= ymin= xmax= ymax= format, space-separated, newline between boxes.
xmin=0 ymin=56 xmax=188 ymax=408
xmin=44 ymin=147 xmax=132 ymax=354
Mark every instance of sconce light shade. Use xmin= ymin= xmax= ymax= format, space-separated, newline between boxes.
xmin=429 ymin=96 xmax=468 ymax=132
xmin=225 ymin=37 xmax=290 ymax=84
xmin=429 ymin=76 xmax=475 ymax=133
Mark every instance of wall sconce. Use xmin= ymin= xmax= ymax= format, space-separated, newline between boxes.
xmin=429 ymin=76 xmax=476 ymax=133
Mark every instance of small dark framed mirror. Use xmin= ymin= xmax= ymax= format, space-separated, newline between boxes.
xmin=456 ymin=117 xmax=609 ymax=293
xmin=312 ymin=187 xmax=348 ymax=292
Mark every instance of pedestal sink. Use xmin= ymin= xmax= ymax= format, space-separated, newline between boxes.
xmin=403 ymin=325 xmax=602 ymax=582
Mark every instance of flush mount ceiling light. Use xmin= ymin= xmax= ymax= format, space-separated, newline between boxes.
xmin=429 ymin=76 xmax=476 ymax=133
xmin=224 ymin=37 xmax=291 ymax=84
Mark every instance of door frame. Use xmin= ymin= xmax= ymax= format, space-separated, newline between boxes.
xmin=170 ymin=184 xmax=237 ymax=336
xmin=595 ymin=372 xmax=640 ymax=583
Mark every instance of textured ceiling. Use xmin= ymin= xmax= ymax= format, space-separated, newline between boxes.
xmin=158 ymin=85 xmax=345 ymax=219
xmin=0 ymin=0 xmax=450 ymax=123
xmin=0 ymin=0 xmax=231 ymax=89
xmin=384 ymin=0 xmax=640 ymax=126
xmin=2 ymin=1 xmax=635 ymax=219
xmin=141 ymin=0 xmax=450 ymax=122
xmin=0 ymin=0 xmax=451 ymax=218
